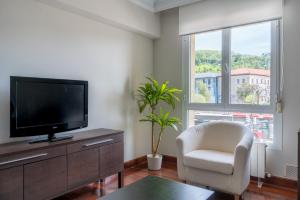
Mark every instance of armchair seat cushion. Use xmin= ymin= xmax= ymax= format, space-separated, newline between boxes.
xmin=183 ymin=150 xmax=234 ymax=175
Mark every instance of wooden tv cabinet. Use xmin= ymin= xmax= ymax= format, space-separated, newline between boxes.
xmin=0 ymin=128 xmax=124 ymax=200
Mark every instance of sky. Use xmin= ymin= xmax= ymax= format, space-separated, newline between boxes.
xmin=195 ymin=22 xmax=271 ymax=56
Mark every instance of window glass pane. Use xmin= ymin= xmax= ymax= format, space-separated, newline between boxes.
xmin=230 ymin=22 xmax=271 ymax=105
xmin=188 ymin=110 xmax=273 ymax=142
xmin=190 ymin=31 xmax=222 ymax=104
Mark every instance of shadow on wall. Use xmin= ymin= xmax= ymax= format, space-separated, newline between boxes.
xmin=0 ymin=84 xmax=12 ymax=143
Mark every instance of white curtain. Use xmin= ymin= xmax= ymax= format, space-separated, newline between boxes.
xmin=179 ymin=0 xmax=283 ymax=35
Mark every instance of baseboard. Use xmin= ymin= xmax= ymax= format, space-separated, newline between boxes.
xmin=124 ymin=154 xmax=297 ymax=190
xmin=124 ymin=155 xmax=147 ymax=169
xmin=250 ymin=176 xmax=297 ymax=190
xmin=162 ymin=154 xmax=177 ymax=163
xmin=124 ymin=154 xmax=177 ymax=169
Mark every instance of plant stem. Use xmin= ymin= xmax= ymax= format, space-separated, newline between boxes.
xmin=151 ymin=106 xmax=155 ymax=154
xmin=151 ymin=121 xmax=154 ymax=154
xmin=153 ymin=128 xmax=164 ymax=157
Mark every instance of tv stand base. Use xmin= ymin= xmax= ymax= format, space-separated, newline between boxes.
xmin=29 ymin=135 xmax=73 ymax=144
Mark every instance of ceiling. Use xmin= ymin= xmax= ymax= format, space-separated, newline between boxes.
xmin=129 ymin=0 xmax=204 ymax=12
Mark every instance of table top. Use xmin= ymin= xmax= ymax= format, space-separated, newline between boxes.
xmin=100 ymin=176 xmax=214 ymax=200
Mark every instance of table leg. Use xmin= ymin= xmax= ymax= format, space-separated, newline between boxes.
xmin=118 ymin=171 xmax=124 ymax=188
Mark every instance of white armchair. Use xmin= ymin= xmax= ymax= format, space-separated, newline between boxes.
xmin=176 ymin=121 xmax=253 ymax=200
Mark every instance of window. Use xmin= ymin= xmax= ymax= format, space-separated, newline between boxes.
xmin=231 ymin=22 xmax=272 ymax=105
xmin=188 ymin=110 xmax=274 ymax=143
xmin=183 ymin=20 xmax=281 ymax=147
xmin=190 ymin=30 xmax=222 ymax=104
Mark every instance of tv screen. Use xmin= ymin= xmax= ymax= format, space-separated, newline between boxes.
xmin=10 ymin=76 xmax=88 ymax=138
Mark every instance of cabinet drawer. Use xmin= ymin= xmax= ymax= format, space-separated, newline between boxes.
xmin=68 ymin=148 xmax=99 ymax=189
xmin=0 ymin=166 xmax=23 ymax=200
xmin=67 ymin=134 xmax=123 ymax=154
xmin=0 ymin=145 xmax=66 ymax=169
xmin=24 ymin=156 xmax=67 ymax=200
xmin=99 ymin=141 xmax=124 ymax=178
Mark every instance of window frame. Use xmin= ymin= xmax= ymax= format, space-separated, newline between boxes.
xmin=182 ymin=20 xmax=282 ymax=150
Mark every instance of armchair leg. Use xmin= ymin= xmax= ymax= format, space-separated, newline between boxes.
xmin=234 ymin=194 xmax=241 ymax=200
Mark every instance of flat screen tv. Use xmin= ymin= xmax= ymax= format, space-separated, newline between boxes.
xmin=10 ymin=76 xmax=88 ymax=143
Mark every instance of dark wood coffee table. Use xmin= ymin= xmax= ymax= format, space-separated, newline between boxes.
xmin=100 ymin=176 xmax=214 ymax=200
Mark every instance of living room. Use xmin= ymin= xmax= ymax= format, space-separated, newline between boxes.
xmin=0 ymin=0 xmax=298 ymax=200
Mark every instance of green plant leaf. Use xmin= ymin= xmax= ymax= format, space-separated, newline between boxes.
xmin=136 ymin=76 xmax=182 ymax=155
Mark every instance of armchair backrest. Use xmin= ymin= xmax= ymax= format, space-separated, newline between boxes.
xmin=197 ymin=121 xmax=250 ymax=153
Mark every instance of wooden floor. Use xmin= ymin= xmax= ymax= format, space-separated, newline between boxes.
xmin=56 ymin=161 xmax=297 ymax=200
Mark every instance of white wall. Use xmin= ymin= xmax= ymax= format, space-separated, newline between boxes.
xmin=154 ymin=8 xmax=182 ymax=156
xmin=38 ymin=0 xmax=160 ymax=38
xmin=265 ymin=0 xmax=300 ymax=178
xmin=0 ymin=0 xmax=152 ymax=161
xmin=154 ymin=3 xmax=300 ymax=179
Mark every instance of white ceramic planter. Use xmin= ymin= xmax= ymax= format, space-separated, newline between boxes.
xmin=147 ymin=154 xmax=162 ymax=170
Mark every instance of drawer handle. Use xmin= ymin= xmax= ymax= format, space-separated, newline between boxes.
xmin=83 ymin=139 xmax=114 ymax=147
xmin=0 ymin=153 xmax=48 ymax=166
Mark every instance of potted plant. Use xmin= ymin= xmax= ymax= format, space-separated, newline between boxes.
xmin=137 ymin=77 xmax=182 ymax=170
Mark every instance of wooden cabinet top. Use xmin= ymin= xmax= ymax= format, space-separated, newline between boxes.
xmin=0 ymin=128 xmax=123 ymax=157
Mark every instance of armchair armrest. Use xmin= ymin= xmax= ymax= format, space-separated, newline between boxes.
xmin=232 ymin=129 xmax=254 ymax=193
xmin=233 ymin=130 xmax=253 ymax=169
xmin=176 ymin=126 xmax=203 ymax=180
xmin=176 ymin=126 xmax=203 ymax=156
